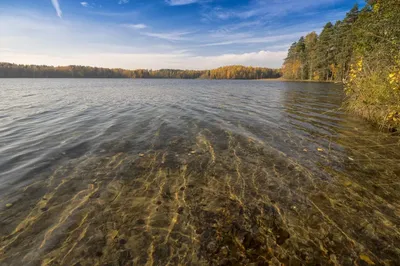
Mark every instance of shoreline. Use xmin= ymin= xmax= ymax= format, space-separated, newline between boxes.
xmin=259 ymin=78 xmax=341 ymax=84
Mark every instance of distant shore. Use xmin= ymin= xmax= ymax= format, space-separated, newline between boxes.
xmin=0 ymin=63 xmax=281 ymax=79
xmin=259 ymin=78 xmax=341 ymax=84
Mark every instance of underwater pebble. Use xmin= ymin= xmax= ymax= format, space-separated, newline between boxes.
xmin=220 ymin=246 xmax=229 ymax=256
xmin=270 ymin=257 xmax=281 ymax=265
xmin=329 ymin=254 xmax=338 ymax=263
xmin=139 ymin=153 xmax=144 ymax=157
xmin=276 ymin=228 xmax=290 ymax=245
xmin=136 ymin=219 xmax=145 ymax=225
xmin=364 ymin=224 xmax=375 ymax=236
xmin=6 ymin=203 xmax=13 ymax=208
xmin=344 ymin=181 xmax=352 ymax=187
xmin=317 ymin=148 xmax=324 ymax=152
xmin=195 ymin=228 xmax=203 ymax=234
xmin=206 ymin=241 xmax=216 ymax=252
xmin=303 ymin=148 xmax=308 ymax=152
xmin=348 ymin=157 xmax=354 ymax=161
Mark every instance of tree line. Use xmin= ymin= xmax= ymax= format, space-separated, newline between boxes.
xmin=283 ymin=0 xmax=400 ymax=130
xmin=282 ymin=4 xmax=360 ymax=81
xmin=0 ymin=63 xmax=281 ymax=80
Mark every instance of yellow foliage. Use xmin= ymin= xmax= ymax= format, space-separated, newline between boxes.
xmin=388 ymin=71 xmax=400 ymax=91
xmin=373 ymin=3 xmax=380 ymax=13
xmin=345 ymin=55 xmax=400 ymax=130
xmin=282 ymin=60 xmax=302 ymax=79
xmin=387 ymin=111 xmax=399 ymax=122
xmin=357 ymin=59 xmax=363 ymax=70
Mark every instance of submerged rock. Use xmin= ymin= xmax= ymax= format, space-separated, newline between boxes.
xmin=275 ymin=228 xmax=290 ymax=246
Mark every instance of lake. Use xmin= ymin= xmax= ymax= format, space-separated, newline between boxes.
xmin=0 ymin=79 xmax=399 ymax=265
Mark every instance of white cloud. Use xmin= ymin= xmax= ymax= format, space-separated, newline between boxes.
xmin=141 ymin=31 xmax=193 ymax=41
xmin=1 ymin=50 xmax=286 ymax=69
xmin=165 ymin=0 xmax=207 ymax=6
xmin=201 ymin=32 xmax=310 ymax=47
xmin=50 ymin=0 xmax=62 ymax=18
xmin=118 ymin=0 xmax=129 ymax=4
xmin=124 ymin=24 xmax=147 ymax=29
xmin=1 ymin=9 xmax=292 ymax=69
xmin=190 ymin=50 xmax=287 ymax=69
xmin=203 ymin=0 xmax=344 ymax=21
xmin=88 ymin=10 xmax=139 ymax=17
xmin=80 ymin=2 xmax=89 ymax=7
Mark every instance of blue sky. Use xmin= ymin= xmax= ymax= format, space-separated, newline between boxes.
xmin=0 ymin=0 xmax=362 ymax=69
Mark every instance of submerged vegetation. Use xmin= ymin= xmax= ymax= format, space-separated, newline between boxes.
xmin=0 ymin=63 xmax=281 ymax=80
xmin=1 ymin=124 xmax=400 ymax=265
xmin=282 ymin=0 xmax=400 ymax=130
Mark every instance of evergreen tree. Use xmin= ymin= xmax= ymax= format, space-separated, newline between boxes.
xmin=282 ymin=0 xmax=400 ymax=129
xmin=315 ymin=22 xmax=335 ymax=80
xmin=304 ymin=32 xmax=318 ymax=80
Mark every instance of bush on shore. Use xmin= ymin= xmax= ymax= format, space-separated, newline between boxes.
xmin=344 ymin=0 xmax=400 ymax=130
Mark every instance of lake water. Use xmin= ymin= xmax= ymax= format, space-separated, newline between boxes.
xmin=0 ymin=79 xmax=399 ymax=265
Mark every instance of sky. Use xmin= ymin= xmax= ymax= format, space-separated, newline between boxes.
xmin=0 ymin=0 xmax=363 ymax=70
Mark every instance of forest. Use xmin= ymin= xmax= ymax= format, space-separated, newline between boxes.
xmin=282 ymin=0 xmax=399 ymax=130
xmin=0 ymin=63 xmax=281 ymax=80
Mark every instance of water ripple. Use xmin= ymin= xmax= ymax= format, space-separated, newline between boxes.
xmin=0 ymin=79 xmax=399 ymax=265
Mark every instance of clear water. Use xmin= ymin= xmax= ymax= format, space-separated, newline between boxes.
xmin=0 ymin=79 xmax=399 ymax=265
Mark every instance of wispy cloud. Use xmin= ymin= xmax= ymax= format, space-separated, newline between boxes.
xmin=141 ymin=31 xmax=192 ymax=41
xmin=124 ymin=24 xmax=147 ymax=30
xmin=201 ymin=32 xmax=310 ymax=47
xmin=165 ymin=0 xmax=208 ymax=6
xmin=3 ymin=0 xmax=351 ymax=69
xmin=89 ymin=10 xmax=139 ymax=17
xmin=50 ymin=0 xmax=62 ymax=18
xmin=202 ymin=0 xmax=344 ymax=21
